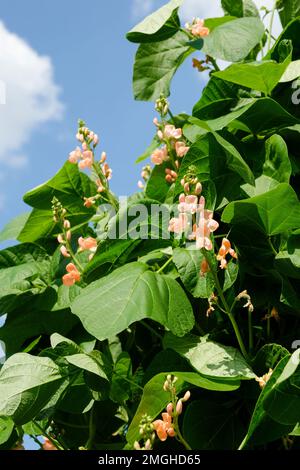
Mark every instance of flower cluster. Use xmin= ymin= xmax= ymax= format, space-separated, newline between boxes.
xmin=68 ymin=121 xmax=113 ymax=209
xmin=217 ymin=238 xmax=237 ymax=269
xmin=150 ymin=118 xmax=190 ymax=185
xmin=133 ymin=415 xmax=155 ymax=451
xmin=169 ymin=192 xmax=219 ymax=251
xmin=185 ymin=18 xmax=210 ymax=38
xmin=152 ymin=375 xmax=191 ymax=443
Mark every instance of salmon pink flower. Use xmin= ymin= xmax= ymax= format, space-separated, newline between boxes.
xmin=78 ymin=236 xmax=97 ymax=253
xmin=62 ymin=263 xmax=81 ymax=286
xmin=178 ymin=194 xmax=198 ymax=214
xmin=151 ymin=145 xmax=168 ymax=165
xmin=175 ymin=141 xmax=190 ymax=157
xmin=153 ymin=413 xmax=175 ymax=442
xmin=217 ymin=238 xmax=237 ymax=269
xmin=84 ymin=196 xmax=95 ymax=208
xmin=168 ymin=213 xmax=189 ymax=234
xmin=188 ymin=18 xmax=210 ymax=38
xmin=42 ymin=438 xmax=58 ymax=451
xmin=69 ymin=147 xmax=82 ymax=164
xmin=163 ymin=124 xmax=182 ymax=140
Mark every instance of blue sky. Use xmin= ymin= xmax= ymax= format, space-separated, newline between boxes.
xmin=0 ymin=0 xmax=205 ymax=232
xmin=0 ymin=0 xmax=280 ymax=234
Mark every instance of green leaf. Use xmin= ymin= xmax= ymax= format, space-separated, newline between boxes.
xmin=126 ymin=371 xmax=240 ymax=444
xmin=109 ymin=352 xmax=133 ymax=404
xmin=263 ymin=134 xmax=291 ymax=183
xmin=263 ymin=349 xmax=300 ymax=425
xmin=183 ymin=399 xmax=245 ymax=449
xmin=19 ymin=162 xmax=96 ymax=242
xmin=187 ymin=98 xmax=299 ymax=138
xmin=202 ymin=17 xmax=265 ymax=62
xmin=126 ymin=0 xmax=182 ymax=43
xmin=280 ymin=59 xmax=300 ymax=82
xmin=71 ymin=262 xmax=194 ymax=341
xmin=132 ymin=31 xmax=192 ymax=101
xmin=276 ymin=0 xmax=300 ymax=28
xmin=193 ymin=76 xmax=239 ymax=120
xmin=222 ymin=183 xmax=300 ymax=236
xmin=173 ymin=247 xmax=215 ymax=298
xmin=65 ymin=351 xmax=108 ymax=381
xmin=275 ymin=233 xmax=300 ymax=278
xmin=0 ymin=417 xmax=14 ymax=445
xmin=213 ymin=57 xmax=291 ymax=96
xmin=222 ymin=0 xmax=259 ymax=17
xmin=223 ymin=260 xmax=239 ymax=291
xmin=253 ymin=344 xmax=290 ymax=376
xmin=145 ymin=162 xmax=172 ymax=203
xmin=0 ymin=353 xmax=65 ymax=424
xmin=0 ymin=213 xmax=30 ymax=243
xmin=239 ymin=355 xmax=294 ymax=447
xmin=164 ymin=334 xmax=255 ymax=380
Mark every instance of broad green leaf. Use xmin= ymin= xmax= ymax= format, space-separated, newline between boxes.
xmin=186 ymin=98 xmax=299 ymax=139
xmin=222 ymin=183 xmax=300 ymax=236
xmin=263 ymin=134 xmax=291 ymax=183
xmin=175 ymin=134 xmax=249 ymax=207
xmin=263 ymin=349 xmax=300 ymax=425
xmin=275 ymin=233 xmax=300 ymax=278
xmin=280 ymin=60 xmax=300 ymax=82
xmin=65 ymin=351 xmax=108 ymax=381
xmin=213 ymin=57 xmax=291 ymax=95
xmin=51 ymin=284 xmax=82 ymax=311
xmin=202 ymin=17 xmax=264 ymax=62
xmin=164 ymin=334 xmax=255 ymax=380
xmin=241 ymin=175 xmax=280 ymax=198
xmin=173 ymin=247 xmax=215 ymax=298
xmin=276 ymin=0 xmax=300 ymax=28
xmin=0 ymin=353 xmax=65 ymax=424
xmin=183 ymin=399 xmax=245 ymax=450
xmin=0 ymin=213 xmax=30 ymax=243
xmin=71 ymin=262 xmax=194 ymax=340
xmin=0 ymin=417 xmax=14 ymax=445
xmin=133 ymin=31 xmax=192 ymax=101
xmin=127 ymin=0 xmax=182 ymax=43
xmin=19 ymin=162 xmax=96 ymax=242
xmin=269 ymin=17 xmax=300 ymax=62
xmin=193 ymin=76 xmax=239 ymax=120
xmin=145 ymin=162 xmax=172 ymax=203
xmin=126 ymin=371 xmax=240 ymax=444
xmin=253 ymin=344 xmax=290 ymax=376
xmin=222 ymin=0 xmax=259 ymax=17
xmin=84 ymin=239 xmax=140 ymax=282
xmin=239 ymin=355 xmax=294 ymax=448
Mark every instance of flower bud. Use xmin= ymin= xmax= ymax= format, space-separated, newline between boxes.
xmin=133 ymin=441 xmax=141 ymax=450
xmin=153 ymin=117 xmax=159 ymax=127
xmin=166 ymin=403 xmax=173 ymax=416
xmin=100 ymin=151 xmax=107 ymax=163
xmin=57 ymin=234 xmax=64 ymax=244
xmin=93 ymin=134 xmax=99 ymax=146
xmin=184 ymin=182 xmax=190 ymax=193
xmin=66 ymin=230 xmax=72 ymax=241
xmin=157 ymin=130 xmax=163 ymax=140
xmin=165 ymin=174 xmax=173 ymax=183
xmin=176 ymin=399 xmax=183 ymax=415
xmin=60 ymin=245 xmax=70 ymax=258
xmin=195 ymin=182 xmax=202 ymax=195
xmin=63 ymin=219 xmax=71 ymax=229
xmin=163 ymin=380 xmax=169 ymax=392
xmin=144 ymin=439 xmax=151 ymax=450
xmin=182 ymin=390 xmax=191 ymax=402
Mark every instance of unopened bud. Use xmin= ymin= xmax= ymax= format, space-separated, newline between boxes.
xmin=170 ymin=170 xmax=177 ymax=178
xmin=64 ymin=219 xmax=71 ymax=229
xmin=133 ymin=441 xmax=141 ymax=450
xmin=195 ymin=182 xmax=202 ymax=195
xmin=66 ymin=230 xmax=72 ymax=241
xmin=93 ymin=134 xmax=99 ymax=146
xmin=184 ymin=182 xmax=190 ymax=193
xmin=166 ymin=403 xmax=173 ymax=416
xmin=176 ymin=399 xmax=183 ymax=415
xmin=181 ymin=178 xmax=185 ymax=187
xmin=182 ymin=390 xmax=191 ymax=402
xmin=100 ymin=151 xmax=107 ymax=163
xmin=163 ymin=380 xmax=169 ymax=392
xmin=57 ymin=234 xmax=64 ymax=244
xmin=157 ymin=130 xmax=163 ymax=140
xmin=144 ymin=439 xmax=151 ymax=450
xmin=165 ymin=174 xmax=173 ymax=183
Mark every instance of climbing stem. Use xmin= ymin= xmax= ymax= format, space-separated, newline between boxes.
xmin=157 ymin=256 xmax=174 ymax=274
xmin=202 ymin=250 xmax=249 ymax=361
xmin=267 ymin=2 xmax=276 ymax=52
xmin=85 ymin=406 xmax=97 ymax=450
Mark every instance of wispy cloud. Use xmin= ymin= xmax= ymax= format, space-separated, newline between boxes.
xmin=132 ymin=0 xmax=155 ymax=19
xmin=0 ymin=21 xmax=63 ymax=171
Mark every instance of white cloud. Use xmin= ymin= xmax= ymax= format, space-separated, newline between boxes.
xmin=132 ymin=0 xmax=155 ymax=19
xmin=0 ymin=21 xmax=63 ymax=169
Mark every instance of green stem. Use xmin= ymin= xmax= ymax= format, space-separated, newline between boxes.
xmin=32 ymin=420 xmax=65 ymax=451
xmin=64 ymin=234 xmax=85 ymax=272
xmin=168 ymin=109 xmax=176 ymax=124
xmin=175 ymin=425 xmax=192 ymax=450
xmin=85 ymin=407 xmax=96 ymax=450
xmin=157 ymin=256 xmax=174 ymax=274
xmin=267 ymin=2 xmax=276 ymax=52
xmin=209 ymin=56 xmax=220 ymax=72
xmin=248 ymin=309 xmax=254 ymax=355
xmin=202 ymin=250 xmax=249 ymax=361
xmin=268 ymin=237 xmax=278 ymax=256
